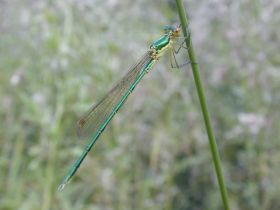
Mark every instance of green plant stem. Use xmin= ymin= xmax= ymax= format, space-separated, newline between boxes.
xmin=175 ymin=1 xmax=230 ymax=210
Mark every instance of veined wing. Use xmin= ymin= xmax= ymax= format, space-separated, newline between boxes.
xmin=77 ymin=51 xmax=152 ymax=139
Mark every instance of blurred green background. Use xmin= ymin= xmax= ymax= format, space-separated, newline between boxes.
xmin=1 ymin=0 xmax=280 ymax=209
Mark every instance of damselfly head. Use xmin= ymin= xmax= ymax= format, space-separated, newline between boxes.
xmin=172 ymin=24 xmax=181 ymax=37
xmin=163 ymin=24 xmax=181 ymax=37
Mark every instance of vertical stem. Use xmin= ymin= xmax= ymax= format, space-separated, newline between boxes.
xmin=175 ymin=1 xmax=230 ymax=210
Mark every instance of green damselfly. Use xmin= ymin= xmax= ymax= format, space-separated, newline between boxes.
xmin=58 ymin=24 xmax=187 ymax=191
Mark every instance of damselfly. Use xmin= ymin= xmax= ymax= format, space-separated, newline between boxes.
xmin=58 ymin=24 xmax=188 ymax=191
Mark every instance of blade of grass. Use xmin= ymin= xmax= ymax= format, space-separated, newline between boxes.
xmin=175 ymin=1 xmax=231 ymax=210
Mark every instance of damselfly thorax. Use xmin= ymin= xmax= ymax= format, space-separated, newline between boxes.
xmin=150 ymin=25 xmax=181 ymax=60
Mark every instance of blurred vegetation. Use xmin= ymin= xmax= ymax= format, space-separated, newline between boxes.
xmin=1 ymin=0 xmax=280 ymax=210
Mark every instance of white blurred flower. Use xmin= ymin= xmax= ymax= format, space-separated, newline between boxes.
xmin=32 ymin=92 xmax=46 ymax=106
xmin=10 ymin=69 xmax=24 ymax=86
xmin=107 ymin=0 xmax=118 ymax=7
xmin=238 ymin=112 xmax=266 ymax=135
xmin=60 ymin=42 xmax=70 ymax=54
xmin=100 ymin=168 xmax=113 ymax=191
xmin=20 ymin=9 xmax=30 ymax=26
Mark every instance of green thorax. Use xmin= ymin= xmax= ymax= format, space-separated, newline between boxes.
xmin=151 ymin=34 xmax=171 ymax=51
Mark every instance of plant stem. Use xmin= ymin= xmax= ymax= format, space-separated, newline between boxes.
xmin=175 ymin=1 xmax=230 ymax=210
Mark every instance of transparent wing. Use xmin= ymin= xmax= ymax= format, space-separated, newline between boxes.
xmin=77 ymin=51 xmax=152 ymax=139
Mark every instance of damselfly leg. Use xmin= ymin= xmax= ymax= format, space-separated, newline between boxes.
xmin=170 ymin=26 xmax=197 ymax=68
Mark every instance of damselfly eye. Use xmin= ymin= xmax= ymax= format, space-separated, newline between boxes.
xmin=172 ymin=27 xmax=181 ymax=37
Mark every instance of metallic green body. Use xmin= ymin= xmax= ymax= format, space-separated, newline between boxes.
xmin=58 ymin=26 xmax=178 ymax=190
xmin=151 ymin=34 xmax=170 ymax=51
